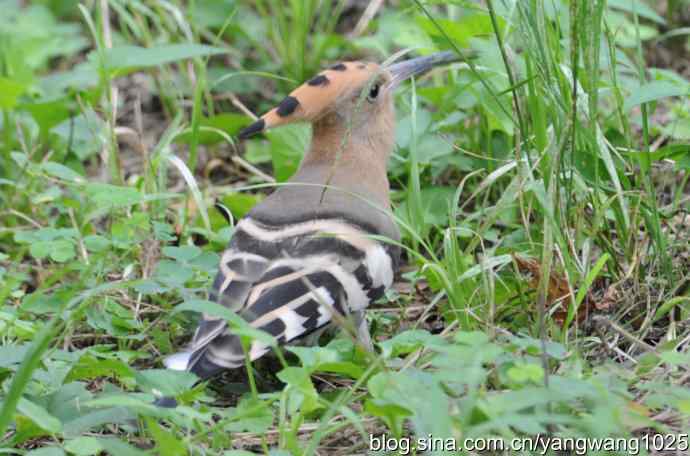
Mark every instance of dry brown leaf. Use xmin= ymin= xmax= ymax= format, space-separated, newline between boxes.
xmin=513 ymin=255 xmax=579 ymax=325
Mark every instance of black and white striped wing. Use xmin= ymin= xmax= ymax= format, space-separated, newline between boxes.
xmin=165 ymin=217 xmax=397 ymax=379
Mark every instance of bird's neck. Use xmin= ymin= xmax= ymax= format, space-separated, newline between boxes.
xmin=296 ymin=120 xmax=394 ymax=208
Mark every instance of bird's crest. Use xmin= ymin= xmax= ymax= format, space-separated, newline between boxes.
xmin=238 ymin=61 xmax=381 ymax=139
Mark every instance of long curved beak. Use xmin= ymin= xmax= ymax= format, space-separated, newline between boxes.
xmin=385 ymin=51 xmax=461 ymax=90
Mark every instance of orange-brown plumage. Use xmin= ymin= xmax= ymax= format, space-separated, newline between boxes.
xmin=240 ymin=61 xmax=387 ymax=139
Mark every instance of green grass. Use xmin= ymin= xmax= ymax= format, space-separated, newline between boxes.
xmin=1 ymin=0 xmax=690 ymax=455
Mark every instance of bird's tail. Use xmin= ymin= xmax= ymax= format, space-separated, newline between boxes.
xmin=155 ymin=348 xmax=225 ymax=408
xmin=164 ymin=347 xmax=226 ymax=379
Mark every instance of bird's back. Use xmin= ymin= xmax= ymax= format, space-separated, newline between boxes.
xmin=175 ymin=163 xmax=400 ymax=378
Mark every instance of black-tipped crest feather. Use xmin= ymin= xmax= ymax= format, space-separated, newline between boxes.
xmin=238 ymin=118 xmax=265 ymax=140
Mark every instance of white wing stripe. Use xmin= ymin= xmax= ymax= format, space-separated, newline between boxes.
xmin=249 ymin=285 xmax=334 ymax=328
xmin=239 ymin=217 xmax=380 ymax=253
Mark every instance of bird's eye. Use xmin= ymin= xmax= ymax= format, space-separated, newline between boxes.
xmin=367 ymin=83 xmax=380 ymax=102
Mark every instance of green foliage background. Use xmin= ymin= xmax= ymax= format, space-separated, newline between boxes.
xmin=1 ymin=0 xmax=690 ymax=454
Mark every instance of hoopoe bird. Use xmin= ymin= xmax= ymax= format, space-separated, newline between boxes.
xmin=165 ymin=51 xmax=457 ymax=379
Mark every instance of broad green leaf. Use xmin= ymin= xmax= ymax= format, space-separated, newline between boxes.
xmin=85 ymin=395 xmax=159 ymax=413
xmin=63 ymin=408 xmax=133 ymax=438
xmin=18 ymin=397 xmax=63 ymax=434
xmin=67 ymin=355 xmax=135 ymax=383
xmin=0 ymin=344 xmax=31 ymax=368
xmin=507 ymin=363 xmax=545 ymax=384
xmin=64 ymin=437 xmax=103 ymax=456
xmin=623 ymin=144 xmax=690 ymax=162
xmin=83 ymin=235 xmax=110 ymax=253
xmin=29 ymin=239 xmax=76 ymax=262
xmin=51 ymin=110 xmax=106 ymax=160
xmin=277 ymin=366 xmax=321 ymax=413
xmin=378 ymin=329 xmax=446 ymax=358
xmin=50 ymin=240 xmax=77 ymax=262
xmin=86 ymin=183 xmax=144 ymax=207
xmin=175 ymin=113 xmax=249 ymax=145
xmin=267 ymin=124 xmax=310 ymax=182
xmin=660 ymin=350 xmax=690 ymax=366
xmin=0 ymin=77 xmax=27 ymax=109
xmin=21 ymin=292 xmax=60 ymax=314
xmin=287 ymin=345 xmax=365 ymax=379
xmin=418 ymin=14 xmax=502 ymax=47
xmin=26 ymin=448 xmax=65 ymax=456
xmin=135 ymin=369 xmax=198 ymax=396
xmin=103 ymin=44 xmax=228 ymax=72
xmin=154 ymin=260 xmax=194 ymax=285
xmin=14 ymin=228 xmax=78 ymax=244
xmin=363 ymin=399 xmax=411 ymax=437
xmin=97 ymin=438 xmax=148 ymax=456
xmin=146 ymin=418 xmax=186 ymax=456
xmin=608 ymin=0 xmax=665 ymax=25
xmin=678 ymin=400 xmax=690 ymax=414
xmin=368 ymin=370 xmax=453 ymax=440
xmin=21 ymin=97 xmax=74 ymax=132
xmin=42 ymin=162 xmax=85 ymax=183
xmin=162 ymin=245 xmax=202 ymax=262
xmin=225 ymin=397 xmax=273 ymax=433
xmin=624 ymin=81 xmax=689 ymax=109
xmin=396 ymin=186 xmax=456 ymax=226
xmin=221 ymin=192 xmax=263 ymax=219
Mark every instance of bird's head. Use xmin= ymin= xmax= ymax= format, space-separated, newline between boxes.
xmin=237 ymin=51 xmax=458 ymax=143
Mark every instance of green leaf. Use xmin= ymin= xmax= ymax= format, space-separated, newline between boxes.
xmin=368 ymin=370 xmax=455 ymax=439
xmin=83 ymin=235 xmax=110 ymax=253
xmin=103 ymin=44 xmax=229 ymax=72
xmin=608 ymin=0 xmax=665 ymax=25
xmin=225 ymin=397 xmax=273 ymax=433
xmin=50 ymin=240 xmax=77 ymax=262
xmin=175 ymin=113 xmax=248 ymax=145
xmin=51 ymin=110 xmax=106 ymax=160
xmin=135 ymin=369 xmax=198 ymax=396
xmin=277 ymin=366 xmax=322 ymax=413
xmin=0 ymin=77 xmax=27 ymax=109
xmin=86 ymin=183 xmax=144 ymax=208
xmin=84 ymin=395 xmax=159 ymax=414
xmin=42 ymin=162 xmax=85 ymax=183
xmin=0 ymin=344 xmax=31 ymax=368
xmin=18 ymin=397 xmax=63 ymax=434
xmin=64 ymin=437 xmax=103 ymax=456
xmin=418 ymin=14 xmax=501 ymax=47
xmin=21 ymin=97 xmax=74 ymax=132
xmin=379 ymin=329 xmax=446 ymax=358
xmin=63 ymin=408 xmax=133 ymax=438
xmin=624 ymin=81 xmax=689 ymax=109
xmin=26 ymin=448 xmax=66 ymax=456
xmin=221 ymin=192 xmax=263 ymax=220
xmin=364 ymin=399 xmax=411 ymax=437
xmin=146 ymin=418 xmax=186 ymax=456
xmin=29 ymin=239 xmax=75 ymax=262
xmin=507 ymin=363 xmax=545 ymax=384
xmin=21 ymin=292 xmax=61 ymax=315
xmin=266 ymin=124 xmax=310 ymax=182
xmin=162 ymin=245 xmax=202 ymax=262
xmin=660 ymin=350 xmax=690 ymax=366
xmin=396 ymin=186 xmax=456 ymax=226
xmin=97 ymin=438 xmax=148 ymax=456
xmin=15 ymin=228 xmax=78 ymax=244
xmin=154 ymin=260 xmax=194 ymax=285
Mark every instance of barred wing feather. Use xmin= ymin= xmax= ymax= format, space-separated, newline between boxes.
xmin=165 ymin=216 xmax=397 ymax=379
